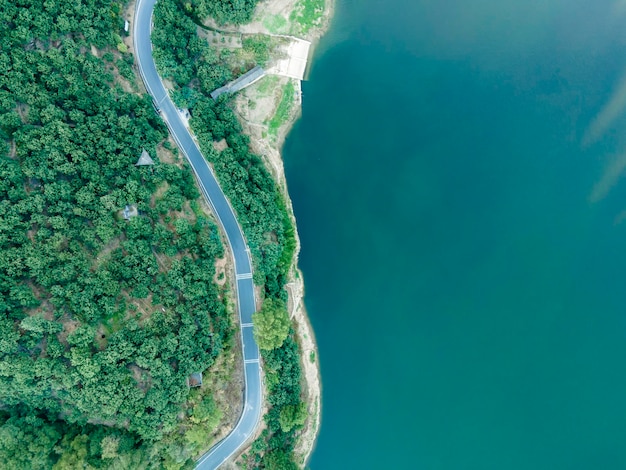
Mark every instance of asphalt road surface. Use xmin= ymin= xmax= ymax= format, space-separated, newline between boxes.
xmin=133 ymin=0 xmax=263 ymax=467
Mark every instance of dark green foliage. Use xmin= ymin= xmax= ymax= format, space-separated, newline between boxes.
xmin=188 ymin=101 xmax=294 ymax=297
xmin=263 ymin=333 xmax=302 ymax=417
xmin=0 ymin=412 xmax=61 ymax=469
xmin=243 ymin=333 xmax=304 ymax=467
xmin=0 ymin=0 xmax=122 ymax=49
xmin=262 ymin=450 xmax=299 ymax=470
xmin=152 ymin=0 xmax=232 ymax=89
xmin=188 ymin=0 xmax=260 ymax=25
xmin=116 ymin=54 xmax=136 ymax=83
xmin=0 ymin=1 xmax=230 ymax=467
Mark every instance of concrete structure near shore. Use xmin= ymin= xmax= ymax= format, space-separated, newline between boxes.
xmin=209 ymin=36 xmax=312 ymax=100
xmin=210 ymin=66 xmax=266 ymax=99
xmin=267 ymin=37 xmax=311 ymax=80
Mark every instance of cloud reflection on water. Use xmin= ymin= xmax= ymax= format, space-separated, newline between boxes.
xmin=583 ymin=70 xmax=626 ymax=147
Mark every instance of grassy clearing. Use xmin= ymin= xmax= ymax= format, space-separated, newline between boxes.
xmin=241 ymin=34 xmax=273 ymax=66
xmin=290 ymin=0 xmax=325 ymax=34
xmin=263 ymin=13 xmax=289 ymax=34
xmin=218 ymin=35 xmax=281 ymax=73
xmin=255 ymin=74 xmax=279 ymax=95
xmin=267 ymin=80 xmax=295 ymax=139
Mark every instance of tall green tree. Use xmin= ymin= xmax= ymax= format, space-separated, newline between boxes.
xmin=252 ymin=298 xmax=291 ymax=350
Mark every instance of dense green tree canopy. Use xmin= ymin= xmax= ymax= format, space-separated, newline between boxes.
xmin=278 ymin=402 xmax=307 ymax=433
xmin=0 ymin=0 xmax=233 ymax=467
xmin=188 ymin=0 xmax=260 ymax=25
xmin=253 ymin=298 xmax=291 ymax=350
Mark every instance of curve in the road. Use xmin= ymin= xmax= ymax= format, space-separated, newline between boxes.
xmin=133 ymin=0 xmax=263 ymax=468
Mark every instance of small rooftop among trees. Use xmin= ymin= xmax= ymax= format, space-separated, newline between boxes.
xmin=136 ymin=149 xmax=155 ymax=166
xmin=121 ymin=204 xmax=138 ymax=220
xmin=188 ymin=372 xmax=203 ymax=388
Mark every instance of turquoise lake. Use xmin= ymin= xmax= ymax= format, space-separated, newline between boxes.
xmin=283 ymin=0 xmax=626 ymax=468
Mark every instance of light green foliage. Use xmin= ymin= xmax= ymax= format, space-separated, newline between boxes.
xmin=0 ymin=414 xmax=61 ymax=469
xmin=100 ymin=435 xmax=120 ymax=459
xmin=242 ymin=35 xmax=273 ymax=67
xmin=184 ymin=424 xmax=212 ymax=448
xmin=268 ymin=80 xmax=295 ymax=139
xmin=253 ymin=298 xmax=291 ymax=350
xmin=256 ymin=75 xmax=280 ymax=95
xmin=290 ymin=0 xmax=326 ymax=34
xmin=53 ymin=435 xmax=90 ymax=470
xmin=0 ymin=409 xmax=157 ymax=469
xmin=263 ymin=14 xmax=289 ymax=34
xmin=279 ymin=402 xmax=307 ymax=433
xmin=190 ymin=395 xmax=222 ymax=427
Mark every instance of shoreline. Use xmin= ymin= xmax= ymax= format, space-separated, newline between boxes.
xmin=231 ymin=0 xmax=335 ymax=464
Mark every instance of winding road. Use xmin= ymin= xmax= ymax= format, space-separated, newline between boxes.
xmin=133 ymin=0 xmax=262 ymax=467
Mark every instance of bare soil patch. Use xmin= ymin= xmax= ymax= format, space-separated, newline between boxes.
xmin=57 ymin=318 xmax=80 ymax=346
xmin=213 ymin=139 xmax=229 ymax=152
xmin=157 ymin=139 xmax=183 ymax=166
xmin=214 ymin=256 xmax=228 ymax=287
xmin=232 ymin=75 xmax=301 ymax=189
xmin=95 ymin=238 xmax=121 ymax=267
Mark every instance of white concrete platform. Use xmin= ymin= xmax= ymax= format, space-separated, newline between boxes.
xmin=267 ymin=38 xmax=311 ymax=80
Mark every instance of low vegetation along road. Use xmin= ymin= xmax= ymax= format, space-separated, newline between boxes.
xmin=134 ymin=0 xmax=263 ymax=467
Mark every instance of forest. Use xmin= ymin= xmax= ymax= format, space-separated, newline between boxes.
xmin=0 ymin=0 xmax=236 ymax=467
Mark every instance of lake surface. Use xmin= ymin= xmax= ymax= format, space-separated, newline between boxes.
xmin=283 ymin=1 xmax=626 ymax=468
